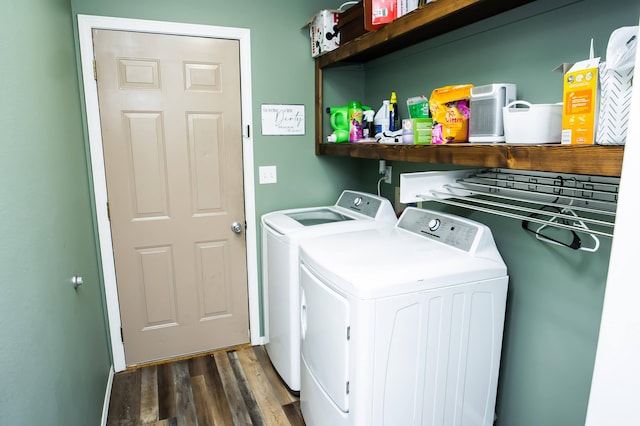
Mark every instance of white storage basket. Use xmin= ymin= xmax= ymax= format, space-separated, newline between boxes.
xmin=502 ymin=101 xmax=562 ymax=144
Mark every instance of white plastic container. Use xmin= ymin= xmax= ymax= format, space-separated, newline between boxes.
xmin=502 ymin=101 xmax=562 ymax=144
xmin=469 ymin=83 xmax=516 ymax=143
xmin=374 ymin=100 xmax=389 ymax=135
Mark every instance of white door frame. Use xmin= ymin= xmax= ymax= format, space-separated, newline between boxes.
xmin=585 ymin=23 xmax=640 ymax=425
xmin=77 ymin=14 xmax=261 ymax=372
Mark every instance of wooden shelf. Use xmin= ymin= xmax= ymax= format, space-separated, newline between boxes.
xmin=318 ymin=143 xmax=625 ymax=177
xmin=317 ymin=0 xmax=536 ymax=68
xmin=313 ymin=0 xmax=625 ymax=178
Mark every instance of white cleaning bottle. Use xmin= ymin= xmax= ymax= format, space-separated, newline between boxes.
xmin=374 ymin=100 xmax=390 ymax=136
xmin=362 ymin=109 xmax=375 ymax=139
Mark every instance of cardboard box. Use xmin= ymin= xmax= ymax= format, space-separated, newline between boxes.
xmin=561 ymin=58 xmax=600 ymax=144
xmin=397 ymin=0 xmax=420 ymax=18
xmin=413 ymin=118 xmax=433 ymax=144
xmin=402 ymin=118 xmax=432 ymax=144
xmin=364 ymin=0 xmax=431 ymax=31
xmin=305 ymin=10 xmax=340 ymax=57
xmin=365 ymin=0 xmax=397 ymax=29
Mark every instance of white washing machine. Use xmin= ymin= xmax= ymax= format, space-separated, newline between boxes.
xmin=298 ymin=207 xmax=509 ymax=426
xmin=261 ymin=190 xmax=396 ymax=392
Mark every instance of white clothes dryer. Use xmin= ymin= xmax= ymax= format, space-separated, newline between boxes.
xmin=261 ymin=190 xmax=396 ymax=392
xmin=298 ymin=207 xmax=509 ymax=426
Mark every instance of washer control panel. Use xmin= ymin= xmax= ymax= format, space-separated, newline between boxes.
xmin=398 ymin=208 xmax=480 ymax=252
xmin=336 ymin=191 xmax=384 ymax=218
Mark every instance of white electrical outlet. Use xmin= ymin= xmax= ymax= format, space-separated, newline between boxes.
xmin=259 ymin=165 xmax=277 ymax=184
xmin=384 ymin=166 xmax=392 ymax=184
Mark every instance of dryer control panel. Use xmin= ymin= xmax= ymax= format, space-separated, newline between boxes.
xmin=397 ymin=207 xmax=480 ymax=252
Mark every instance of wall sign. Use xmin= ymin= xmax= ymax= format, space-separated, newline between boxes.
xmin=261 ymin=104 xmax=305 ymax=136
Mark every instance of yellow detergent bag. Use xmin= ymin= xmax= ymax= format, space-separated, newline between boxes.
xmin=429 ymin=84 xmax=473 ymax=144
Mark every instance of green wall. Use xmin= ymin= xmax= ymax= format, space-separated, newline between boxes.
xmin=0 ymin=0 xmax=110 ymax=424
xmin=343 ymin=0 xmax=637 ymax=425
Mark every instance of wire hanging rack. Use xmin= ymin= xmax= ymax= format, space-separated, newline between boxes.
xmin=399 ymin=168 xmax=619 ymax=245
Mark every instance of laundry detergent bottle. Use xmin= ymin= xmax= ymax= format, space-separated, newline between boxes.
xmin=327 ymin=106 xmax=349 ymax=131
xmin=348 ymin=101 xmax=363 ymax=142
xmin=326 ymin=105 xmax=350 ymax=143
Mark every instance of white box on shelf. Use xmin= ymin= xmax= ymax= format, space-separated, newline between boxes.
xmin=304 ymin=10 xmax=340 ymax=58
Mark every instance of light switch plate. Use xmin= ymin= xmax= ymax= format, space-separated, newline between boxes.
xmin=259 ymin=165 xmax=277 ymax=184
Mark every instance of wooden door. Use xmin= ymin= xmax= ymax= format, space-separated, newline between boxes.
xmin=93 ymin=29 xmax=249 ymax=365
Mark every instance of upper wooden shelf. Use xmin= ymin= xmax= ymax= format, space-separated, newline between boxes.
xmin=313 ymin=0 xmax=626 ymax=177
xmin=318 ymin=143 xmax=625 ymax=177
xmin=317 ymin=0 xmax=537 ymax=68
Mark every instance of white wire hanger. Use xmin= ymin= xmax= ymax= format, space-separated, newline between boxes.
xmin=530 ymin=205 xmax=601 ymax=253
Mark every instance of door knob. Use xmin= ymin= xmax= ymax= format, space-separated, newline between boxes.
xmin=231 ymin=221 xmax=243 ymax=234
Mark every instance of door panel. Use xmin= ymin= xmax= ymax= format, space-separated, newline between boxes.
xmin=93 ymin=29 xmax=249 ymax=365
xmin=125 ymin=112 xmax=168 ymax=217
xmin=138 ymin=245 xmax=177 ymax=328
xmin=188 ymin=113 xmax=223 ymax=212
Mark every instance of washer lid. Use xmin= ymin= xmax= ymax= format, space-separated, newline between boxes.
xmin=299 ymin=208 xmax=507 ymax=299
xmin=262 ymin=207 xmax=392 ymax=238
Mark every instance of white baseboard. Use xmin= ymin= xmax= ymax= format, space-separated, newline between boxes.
xmin=253 ymin=335 xmax=268 ymax=346
xmin=100 ymin=366 xmax=115 ymax=426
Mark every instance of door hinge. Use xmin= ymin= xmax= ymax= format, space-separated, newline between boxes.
xmin=106 ymin=202 xmax=111 ymax=221
xmin=120 ymin=327 xmax=124 ymax=343
xmin=346 ymin=381 xmax=350 ymax=395
xmin=346 ymin=326 xmax=351 ymax=340
xmin=93 ymin=59 xmax=97 ymax=81
xmin=244 ymin=124 xmax=250 ymax=138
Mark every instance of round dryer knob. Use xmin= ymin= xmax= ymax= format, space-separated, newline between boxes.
xmin=353 ymin=197 xmax=362 ymax=206
xmin=428 ymin=218 xmax=441 ymax=231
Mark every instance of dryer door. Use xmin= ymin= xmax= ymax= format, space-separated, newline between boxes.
xmin=300 ymin=263 xmax=350 ymax=412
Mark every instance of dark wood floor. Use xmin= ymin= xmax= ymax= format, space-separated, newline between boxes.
xmin=107 ymin=345 xmax=304 ymax=426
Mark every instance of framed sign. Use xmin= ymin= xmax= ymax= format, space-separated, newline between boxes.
xmin=261 ymin=104 xmax=305 ymax=136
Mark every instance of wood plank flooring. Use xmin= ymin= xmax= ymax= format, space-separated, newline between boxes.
xmin=107 ymin=345 xmax=304 ymax=426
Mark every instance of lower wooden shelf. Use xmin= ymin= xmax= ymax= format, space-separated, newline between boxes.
xmin=317 ymin=143 xmax=624 ymax=177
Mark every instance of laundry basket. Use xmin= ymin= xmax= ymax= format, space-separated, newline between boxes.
xmin=502 ymin=101 xmax=562 ymax=144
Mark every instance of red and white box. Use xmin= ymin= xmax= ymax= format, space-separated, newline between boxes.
xmin=305 ymin=10 xmax=340 ymax=57
xmin=366 ymin=0 xmax=396 ymax=30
